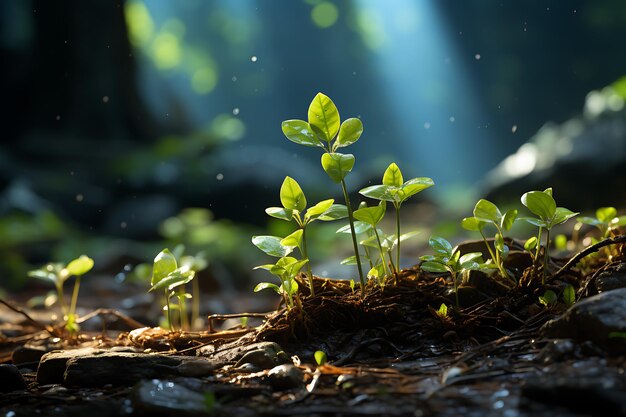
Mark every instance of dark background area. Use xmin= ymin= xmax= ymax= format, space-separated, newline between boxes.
xmin=1 ymin=0 xmax=625 ymax=291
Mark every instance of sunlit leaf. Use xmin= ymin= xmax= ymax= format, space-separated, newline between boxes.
xmin=359 ymin=184 xmax=394 ymax=202
xmin=459 ymin=252 xmax=482 ymax=264
xmin=398 ymin=177 xmax=434 ymax=202
xmin=305 ymin=199 xmax=334 ymax=222
xmin=65 ymin=255 xmax=94 ymax=277
xmin=252 ymin=236 xmax=294 ymax=257
xmin=337 ymin=220 xmax=372 ymax=234
xmin=521 ymin=190 xmax=556 ymax=221
xmin=538 ymin=289 xmax=557 ymax=307
xmin=473 ymin=199 xmax=502 ymax=223
xmin=563 ymin=284 xmax=575 ymax=306
xmin=314 ymin=350 xmax=328 ymax=366
xmin=265 ymin=207 xmax=294 ymax=221
xmin=335 ymin=118 xmax=363 ymax=149
xmin=421 ymin=261 xmax=448 ymax=273
xmin=382 ymin=163 xmax=403 ymax=187
xmin=596 ymin=207 xmax=617 ymax=223
xmin=280 ymin=229 xmax=303 ymax=250
xmin=254 ymin=282 xmax=281 ymax=294
xmin=321 ymin=152 xmax=355 ymax=183
xmin=461 ymin=217 xmax=486 ymax=232
xmin=428 ymin=236 xmax=452 ymax=256
xmin=353 ymin=201 xmax=386 ymax=226
xmin=308 ymin=93 xmax=340 ymax=142
xmin=318 ymin=204 xmax=348 ymax=221
xmin=152 ymin=249 xmax=177 ymax=286
xmin=552 ymin=207 xmax=578 ymax=227
xmin=501 ymin=209 xmax=518 ymax=231
xmin=149 ymin=269 xmax=194 ymax=292
xmin=281 ymin=120 xmax=324 ymax=148
xmin=524 ymin=236 xmax=538 ymax=251
xmin=280 ymin=176 xmax=307 ymax=212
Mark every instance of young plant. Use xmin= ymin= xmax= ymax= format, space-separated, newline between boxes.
xmin=265 ymin=176 xmax=347 ymax=296
xmin=461 ymin=199 xmax=517 ymax=285
xmin=420 ymin=236 xmax=484 ymax=307
xmin=577 ymin=207 xmax=626 ymax=239
xmin=28 ymin=255 xmax=94 ymax=334
xmin=359 ymin=162 xmax=434 ymax=273
xmin=520 ymin=188 xmax=578 ymax=284
xmin=150 ymin=249 xmax=196 ymax=331
xmin=282 ymin=93 xmax=366 ymax=288
xmin=353 ymin=201 xmax=391 ymax=280
xmin=538 ymin=289 xmax=557 ymax=307
xmin=253 ymin=256 xmax=309 ymax=309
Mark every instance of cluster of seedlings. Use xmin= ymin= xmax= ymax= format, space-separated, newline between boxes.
xmin=26 ymin=93 xmax=626 ymax=335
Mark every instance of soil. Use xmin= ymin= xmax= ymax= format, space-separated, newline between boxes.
xmin=1 ymin=238 xmax=626 ymax=416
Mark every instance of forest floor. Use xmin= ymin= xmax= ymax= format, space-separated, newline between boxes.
xmin=1 ymin=239 xmax=626 ymax=417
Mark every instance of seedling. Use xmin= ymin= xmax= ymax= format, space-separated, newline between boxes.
xmin=150 ymin=248 xmax=196 ymax=331
xmin=28 ymin=255 xmax=94 ymax=334
xmin=562 ymin=284 xmax=575 ymax=306
xmin=253 ymin=256 xmax=309 ymax=309
xmin=520 ymin=188 xmax=578 ymax=284
xmin=577 ymin=206 xmax=626 ymax=239
xmin=282 ymin=93 xmax=366 ymax=288
xmin=420 ymin=236 xmax=484 ymax=307
xmin=462 ymin=199 xmax=517 ymax=285
xmin=314 ymin=350 xmax=328 ymax=366
xmin=436 ymin=303 xmax=449 ymax=318
xmin=265 ymin=176 xmax=347 ymax=296
xmin=538 ymin=289 xmax=557 ymax=307
xmin=353 ymin=201 xmax=392 ymax=279
xmin=359 ymin=162 xmax=434 ymax=273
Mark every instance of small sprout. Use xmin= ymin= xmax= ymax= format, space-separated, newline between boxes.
xmin=359 ymin=162 xmax=434 ymax=272
xmin=562 ymin=284 xmax=575 ymax=306
xmin=254 ymin=256 xmax=308 ymax=309
xmin=420 ymin=236 xmax=484 ymax=307
xmin=538 ymin=289 xmax=557 ymax=307
xmin=354 ymin=201 xmax=392 ymax=278
xmin=578 ymin=206 xmax=626 ymax=238
xmin=282 ymin=93 xmax=366 ymax=288
xmin=521 ymin=188 xmax=578 ymax=284
xmin=314 ymin=350 xmax=328 ymax=366
xmin=554 ymin=234 xmax=568 ymax=251
xmin=436 ymin=303 xmax=448 ymax=318
xmin=349 ymin=279 xmax=356 ymax=292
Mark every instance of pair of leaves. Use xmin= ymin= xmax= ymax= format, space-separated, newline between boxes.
xmin=420 ymin=236 xmax=483 ymax=274
xmin=282 ymin=93 xmax=363 ymax=151
xmin=28 ymin=255 xmax=94 ymax=287
xmin=462 ymin=199 xmax=517 ymax=235
xmin=252 ymin=235 xmax=296 ymax=258
xmin=359 ymin=163 xmax=434 ymax=206
xmin=578 ymin=206 xmax=626 ymax=231
xmin=353 ymin=201 xmax=386 ymax=227
xmin=253 ymin=256 xmax=308 ymax=295
xmin=521 ymin=188 xmax=578 ymax=229
xmin=150 ymin=249 xmax=195 ymax=292
xmin=321 ymin=152 xmax=355 ymax=183
xmin=539 ymin=285 xmax=576 ymax=307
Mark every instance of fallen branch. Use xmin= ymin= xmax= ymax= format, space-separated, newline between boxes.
xmin=551 ymin=234 xmax=626 ymax=280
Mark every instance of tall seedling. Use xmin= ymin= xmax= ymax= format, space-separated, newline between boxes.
xmin=282 ymin=93 xmax=366 ymax=288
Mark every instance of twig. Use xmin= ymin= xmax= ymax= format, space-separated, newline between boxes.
xmin=75 ymin=308 xmax=146 ymax=329
xmin=551 ymin=235 xmax=626 ymax=280
xmin=0 ymin=298 xmax=53 ymax=335
xmin=208 ymin=312 xmax=269 ymax=332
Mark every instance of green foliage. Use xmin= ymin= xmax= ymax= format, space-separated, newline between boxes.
xmin=314 ymin=350 xmax=328 ymax=366
xmin=436 ymin=303 xmax=448 ymax=318
xmin=578 ymin=206 xmax=626 ymax=238
xmin=254 ymin=256 xmax=308 ymax=309
xmin=462 ymin=199 xmax=517 ymax=285
xmin=521 ymin=188 xmax=578 ymax=284
xmin=563 ymin=284 xmax=576 ymax=306
xmin=28 ymin=255 xmax=94 ymax=335
xmin=538 ymin=289 xmax=557 ymax=307
xmin=359 ymin=163 xmax=434 ymax=273
xmin=420 ymin=236 xmax=484 ymax=307
xmin=281 ymin=92 xmax=366 ymax=288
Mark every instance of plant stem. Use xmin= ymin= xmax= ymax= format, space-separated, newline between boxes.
xmin=543 ymin=229 xmax=551 ymax=285
xmin=373 ymin=227 xmax=390 ymax=277
xmin=57 ymin=283 xmax=68 ymax=316
xmin=340 ymin=179 xmax=366 ymax=288
xmin=192 ymin=278 xmax=200 ymax=330
xmin=448 ymin=268 xmax=459 ymax=308
xmin=178 ymin=287 xmax=189 ymax=330
xmin=68 ymin=276 xmax=81 ymax=317
xmin=532 ymin=226 xmax=543 ymax=279
xmin=165 ymin=289 xmax=173 ymax=331
xmin=301 ymin=227 xmax=315 ymax=297
xmin=395 ymin=204 xmax=401 ymax=273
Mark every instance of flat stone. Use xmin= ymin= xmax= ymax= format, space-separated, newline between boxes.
xmin=37 ymin=347 xmax=106 ymax=385
xmin=12 ymin=345 xmax=49 ymax=365
xmin=199 ymin=340 xmax=289 ymax=369
xmin=267 ymin=364 xmax=304 ymax=390
xmin=0 ymin=364 xmax=27 ymax=392
xmin=541 ymin=288 xmax=626 ymax=351
xmin=133 ymin=379 xmax=208 ymax=415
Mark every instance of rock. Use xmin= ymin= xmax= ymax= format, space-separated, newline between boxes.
xmin=0 ymin=364 xmax=27 ymax=392
xmin=12 ymin=345 xmax=49 ymax=365
xmin=595 ymin=264 xmax=626 ymax=293
xmin=267 ymin=364 xmax=304 ymax=390
xmin=541 ymin=288 xmax=626 ymax=351
xmin=37 ymin=347 xmax=105 ymax=385
xmin=199 ymin=340 xmax=290 ymax=369
xmin=133 ymin=379 xmax=209 ymax=415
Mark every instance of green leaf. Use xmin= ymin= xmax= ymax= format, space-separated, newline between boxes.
xmin=436 ymin=303 xmax=448 ymax=317
xmin=495 ymin=233 xmax=505 ymax=252
xmin=305 ymin=199 xmax=334 ymax=222
xmin=335 ymin=118 xmax=363 ymax=149
xmin=353 ymin=201 xmax=386 ymax=227
xmin=429 ymin=236 xmax=452 ymax=256
xmin=280 ymin=229 xmax=303 ymax=250
xmin=367 ymin=263 xmax=386 ymax=279
xmin=421 ymin=261 xmax=448 ymax=273
xmin=252 ymin=235 xmax=294 ymax=258
xmin=538 ymin=289 xmax=557 ymax=307
xmin=359 ymin=184 xmax=394 ymax=202
xmin=563 ymin=284 xmax=575 ymax=306
xmin=459 ymin=252 xmax=483 ymax=264
xmin=473 ymin=199 xmax=501 ymax=223
xmin=280 ymin=176 xmax=307 ymax=212
xmin=398 ymin=178 xmax=434 ymax=202
xmin=284 ymin=258 xmax=309 ymax=277
xmin=314 ymin=350 xmax=328 ymax=366
xmin=521 ymin=190 xmax=556 ymax=221
xmin=551 ymin=207 xmax=578 ymax=227
xmin=281 ymin=120 xmax=324 ymax=148
xmin=596 ymin=207 xmax=617 ymax=223
xmin=254 ymin=282 xmax=281 ymax=294
xmin=501 ymin=209 xmax=518 ymax=231
xmin=317 ymin=204 xmax=348 ymax=221
xmin=149 ymin=269 xmax=194 ymax=292
xmin=337 ymin=220 xmax=371 ymax=234
xmin=321 ymin=153 xmax=355 ymax=183
xmin=461 ymin=217 xmax=486 ymax=232
xmin=460 ymin=260 xmax=480 ymax=271
xmin=360 ymin=234 xmax=380 ymax=249
xmin=65 ymin=255 xmax=94 ymax=277
xmin=519 ymin=217 xmax=548 ymax=228
xmin=152 ymin=249 xmax=177 ymax=286
xmin=308 ymin=93 xmax=340 ymax=142
xmin=612 ymin=216 xmax=626 ymax=226
xmin=281 ymin=279 xmax=299 ymax=295
xmin=382 ymin=163 xmax=403 ymax=187
xmin=524 ymin=236 xmax=538 ymax=251
xmin=340 ymin=255 xmax=359 ymax=265
xmin=265 ymin=207 xmax=294 ymax=221
xmin=577 ymin=216 xmax=602 ymax=226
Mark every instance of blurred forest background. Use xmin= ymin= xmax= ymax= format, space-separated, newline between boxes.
xmin=1 ymin=0 xmax=625 ymax=299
